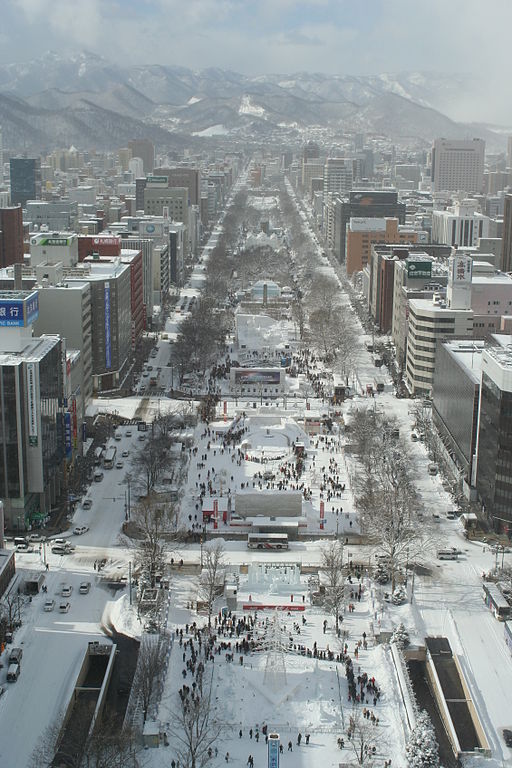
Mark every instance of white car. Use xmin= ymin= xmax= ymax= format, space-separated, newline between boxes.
xmin=73 ymin=525 xmax=89 ymax=536
xmin=43 ymin=599 xmax=55 ymax=612
xmin=82 ymin=499 xmax=93 ymax=510
xmin=122 ymin=450 xmax=129 ymax=457
xmin=59 ymin=602 xmax=71 ymax=613
xmin=61 ymin=585 xmax=73 ymax=597
xmin=116 ymin=461 xmax=124 ymax=469
xmin=126 ymin=430 xmax=132 ymax=437
xmin=79 ymin=581 xmax=91 ymax=594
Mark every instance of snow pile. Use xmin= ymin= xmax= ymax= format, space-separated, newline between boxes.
xmin=102 ymin=593 xmax=143 ymax=639
xmin=239 ymin=94 xmax=266 ymax=118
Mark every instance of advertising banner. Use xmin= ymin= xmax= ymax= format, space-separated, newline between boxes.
xmin=0 ymin=299 xmax=24 ymax=327
xmin=407 ymin=260 xmax=432 ymax=279
xmin=233 ymin=369 xmax=281 ymax=386
xmin=268 ymin=734 xmax=280 ymax=768
xmin=104 ymin=282 xmax=112 ymax=369
xmin=64 ymin=413 xmax=72 ymax=459
xmin=26 ymin=362 xmax=38 ymax=446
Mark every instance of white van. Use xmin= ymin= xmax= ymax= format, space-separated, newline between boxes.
xmin=7 ymin=664 xmax=20 ymax=682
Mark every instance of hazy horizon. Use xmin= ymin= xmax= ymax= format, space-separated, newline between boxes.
xmin=2 ymin=0 xmax=511 ymax=124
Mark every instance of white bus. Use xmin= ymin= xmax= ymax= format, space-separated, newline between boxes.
xmin=103 ymin=446 xmax=117 ymax=469
xmin=247 ymin=533 xmax=289 ymax=550
xmin=437 ymin=548 xmax=459 ymax=560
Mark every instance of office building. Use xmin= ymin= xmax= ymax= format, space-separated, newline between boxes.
xmin=0 ymin=206 xmax=24 ymax=267
xmin=333 ymin=190 xmax=406 ymax=263
xmin=144 ymin=182 xmax=188 ymax=223
xmin=500 ymin=194 xmax=512 ymax=272
xmin=128 ymin=139 xmax=155 ymax=175
xmin=432 ymin=201 xmax=489 ymax=248
xmin=431 ymin=138 xmax=485 ymax=194
xmin=0 ymin=290 xmax=65 ymax=529
xmin=432 ymin=340 xmax=483 ymax=485
xmin=84 ymin=248 xmax=144 ymax=349
xmin=32 ymin=264 xmax=93 ymax=407
xmin=323 ymin=158 xmax=353 ymax=201
xmin=159 ymin=167 xmax=201 ymax=206
xmin=66 ymin=261 xmax=131 ymax=393
xmin=30 ymin=232 xmax=78 ymax=268
xmin=346 ymin=217 xmax=418 ymax=276
xmin=25 ymin=199 xmax=79 ymax=232
xmin=476 ymin=335 xmax=512 ymax=533
xmin=391 ymin=253 xmax=448 ymax=370
xmin=9 ymin=158 xmax=41 ymax=207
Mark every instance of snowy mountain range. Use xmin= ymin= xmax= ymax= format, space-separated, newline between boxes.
xmin=0 ymin=51 xmax=506 ymax=152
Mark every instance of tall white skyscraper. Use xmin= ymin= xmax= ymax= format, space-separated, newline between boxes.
xmin=431 ymin=138 xmax=485 ymax=194
xmin=323 ymin=157 xmax=353 ymax=201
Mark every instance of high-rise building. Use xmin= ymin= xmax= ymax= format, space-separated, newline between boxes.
xmin=431 ymin=138 xmax=485 ymax=194
xmin=432 ymin=201 xmax=489 ymax=248
xmin=158 ymin=167 xmax=201 ymax=206
xmin=345 ymin=217 xmax=418 ymax=275
xmin=323 ymin=158 xmax=353 ymax=201
xmin=9 ymin=158 xmax=42 ymax=206
xmin=0 ymin=289 xmax=65 ymax=529
xmin=0 ymin=206 xmax=24 ymax=267
xmin=500 ymin=193 xmax=512 ymax=272
xmin=128 ymin=139 xmax=155 ymax=175
xmin=476 ymin=335 xmax=512 ymax=533
xmin=333 ymin=190 xmax=406 ymax=262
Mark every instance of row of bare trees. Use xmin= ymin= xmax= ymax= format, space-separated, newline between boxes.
xmin=350 ymin=408 xmax=434 ymax=589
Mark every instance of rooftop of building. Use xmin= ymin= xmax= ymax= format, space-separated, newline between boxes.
xmin=0 ymin=333 xmax=61 ymax=365
xmin=442 ymin=340 xmax=484 ymax=383
xmin=484 ymin=334 xmax=512 ymax=371
xmin=408 ymin=297 xmax=473 ymax=315
xmin=0 ymin=289 xmax=36 ymax=301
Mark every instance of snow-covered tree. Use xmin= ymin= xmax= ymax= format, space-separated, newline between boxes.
xmin=321 ymin=539 xmax=346 ymax=633
xmin=406 ymin=710 xmax=440 ymax=768
xmin=391 ymin=622 xmax=410 ymax=649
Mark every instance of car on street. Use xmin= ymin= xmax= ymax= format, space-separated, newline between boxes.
xmin=122 ymin=449 xmax=129 ymax=457
xmin=116 ymin=461 xmax=124 ymax=469
xmin=126 ymin=430 xmax=132 ymax=437
xmin=138 ymin=434 xmax=146 ymax=441
xmin=82 ymin=499 xmax=93 ymax=510
xmin=73 ymin=525 xmax=89 ymax=535
xmin=43 ymin=599 xmax=55 ymax=612
xmin=79 ymin=581 xmax=91 ymax=594
xmin=59 ymin=602 xmax=71 ymax=613
xmin=61 ymin=585 xmax=73 ymax=597
xmin=28 ymin=533 xmax=45 ymax=542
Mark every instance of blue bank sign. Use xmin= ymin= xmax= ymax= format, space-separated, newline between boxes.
xmin=0 ymin=292 xmax=39 ymax=327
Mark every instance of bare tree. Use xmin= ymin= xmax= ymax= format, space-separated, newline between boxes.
xmin=321 ymin=539 xmax=346 ymax=634
xmin=30 ymin=712 xmax=144 ymax=768
xmin=130 ymin=434 xmax=170 ymax=497
xmin=347 ymin=709 xmax=383 ymax=766
xmin=351 ymin=409 xmax=432 ymax=590
xmin=134 ymin=633 xmax=168 ymax=722
xmin=171 ymin=668 xmax=223 ymax=768
xmin=198 ymin=541 xmax=226 ymax=629
xmin=129 ymin=495 xmax=177 ymax=587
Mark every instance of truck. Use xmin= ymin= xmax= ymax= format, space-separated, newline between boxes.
xmin=373 ymin=376 xmax=385 ymax=393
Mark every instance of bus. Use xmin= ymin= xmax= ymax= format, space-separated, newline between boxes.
xmin=103 ymin=446 xmax=117 ymax=469
xmin=483 ymin=582 xmax=511 ymax=621
xmin=247 ymin=533 xmax=289 ymax=550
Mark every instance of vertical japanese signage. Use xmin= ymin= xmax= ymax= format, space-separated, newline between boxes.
xmin=104 ymin=282 xmax=112 ymax=369
xmin=26 ymin=362 xmax=38 ymax=446
xmin=268 ymin=734 xmax=280 ymax=768
xmin=64 ymin=412 xmax=72 ymax=459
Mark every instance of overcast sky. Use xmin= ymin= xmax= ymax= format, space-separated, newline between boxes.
xmin=2 ymin=0 xmax=511 ymax=123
